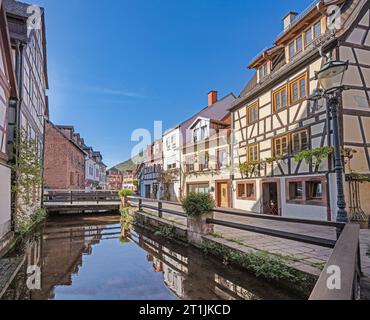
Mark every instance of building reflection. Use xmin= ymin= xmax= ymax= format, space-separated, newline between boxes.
xmin=2 ymin=217 xmax=295 ymax=300
xmin=132 ymin=229 xmax=263 ymax=300
xmin=2 ymin=217 xmax=121 ymax=300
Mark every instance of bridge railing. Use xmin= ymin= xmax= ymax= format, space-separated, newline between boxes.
xmin=309 ymin=223 xmax=361 ymax=300
xmin=44 ymin=190 xmax=121 ymax=204
xmin=127 ymin=196 xmax=362 ymax=299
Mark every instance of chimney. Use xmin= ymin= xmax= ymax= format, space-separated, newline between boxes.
xmin=283 ymin=11 xmax=298 ymax=30
xmin=208 ymin=90 xmax=218 ymax=106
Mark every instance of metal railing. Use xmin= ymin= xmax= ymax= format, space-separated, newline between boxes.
xmin=128 ymin=196 xmax=362 ymax=299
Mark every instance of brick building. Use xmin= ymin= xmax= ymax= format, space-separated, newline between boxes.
xmin=106 ymin=167 xmax=123 ymax=190
xmin=44 ymin=121 xmax=86 ymax=190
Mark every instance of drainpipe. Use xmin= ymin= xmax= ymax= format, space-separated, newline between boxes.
xmin=10 ymin=42 xmax=24 ymax=230
xmin=325 ymin=85 xmax=332 ymax=222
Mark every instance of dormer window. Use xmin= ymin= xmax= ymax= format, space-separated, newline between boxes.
xmin=258 ymin=63 xmax=269 ymax=80
xmin=193 ymin=128 xmax=199 ymax=143
xmin=200 ymin=125 xmax=208 ymax=140
xmin=288 ymin=36 xmax=302 ymax=61
xmin=304 ymin=20 xmax=322 ymax=49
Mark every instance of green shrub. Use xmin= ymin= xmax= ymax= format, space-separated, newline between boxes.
xmin=118 ymin=189 xmax=134 ymax=197
xmin=181 ymin=192 xmax=215 ymax=216
xmin=201 ymin=240 xmax=314 ymax=295
xmin=154 ymin=225 xmax=177 ymax=239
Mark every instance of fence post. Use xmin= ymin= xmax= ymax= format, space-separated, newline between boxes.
xmin=138 ymin=198 xmax=142 ymax=211
xmin=158 ymin=201 xmax=163 ymax=218
xmin=96 ymin=191 xmax=99 ymax=204
xmin=70 ymin=190 xmax=73 ymax=204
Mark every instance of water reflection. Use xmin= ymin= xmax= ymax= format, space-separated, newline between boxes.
xmin=1 ymin=214 xmax=298 ymax=300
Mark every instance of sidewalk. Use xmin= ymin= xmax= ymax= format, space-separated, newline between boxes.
xmin=141 ymin=200 xmax=370 ymax=278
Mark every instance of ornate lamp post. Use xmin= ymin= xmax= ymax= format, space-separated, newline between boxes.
xmin=315 ymin=59 xmax=349 ymax=223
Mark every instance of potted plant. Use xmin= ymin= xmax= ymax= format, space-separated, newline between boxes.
xmin=182 ymin=192 xmax=215 ymax=244
xmin=118 ymin=189 xmax=134 ymax=208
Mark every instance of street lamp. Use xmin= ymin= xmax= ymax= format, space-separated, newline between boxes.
xmin=315 ymin=59 xmax=349 ymax=223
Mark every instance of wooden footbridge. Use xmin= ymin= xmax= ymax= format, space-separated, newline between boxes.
xmin=43 ymin=190 xmax=121 ymax=214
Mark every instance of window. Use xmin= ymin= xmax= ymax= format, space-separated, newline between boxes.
xmin=166 ymin=138 xmax=170 ymax=151
xmin=272 ymin=85 xmax=288 ymax=111
xmin=289 ymin=181 xmax=303 ymax=200
xmin=291 ymin=130 xmax=308 ymax=153
xmin=237 ymin=181 xmax=256 ymax=200
xmin=193 ymin=129 xmax=199 ymax=143
xmin=274 ymin=135 xmax=289 ymax=157
xmin=248 ymin=144 xmax=259 ymax=162
xmin=200 ymin=125 xmax=208 ymax=140
xmin=199 ymin=152 xmax=210 ymax=171
xmin=217 ymin=148 xmax=228 ymax=169
xmin=286 ymin=177 xmax=326 ymax=206
xmin=306 ymin=181 xmax=323 ymax=200
xmin=247 ymin=103 xmax=258 ymax=125
xmin=188 ymin=183 xmax=210 ymax=194
xmin=304 ymin=28 xmax=313 ymax=48
xmin=70 ymin=172 xmax=74 ymax=185
xmin=288 ymin=36 xmax=303 ymax=61
xmin=314 ymin=21 xmax=322 ymax=38
xmin=167 ymin=163 xmax=176 ymax=170
xmin=304 ymin=20 xmax=322 ymax=49
xmin=258 ymin=63 xmax=269 ymax=80
xmin=171 ymin=135 xmax=176 ymax=148
xmin=289 ymin=74 xmax=307 ymax=103
xmin=185 ymin=156 xmax=195 ymax=172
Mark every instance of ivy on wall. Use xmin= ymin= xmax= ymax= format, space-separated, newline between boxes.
xmin=11 ymin=130 xmax=43 ymax=230
xmin=294 ymin=147 xmax=333 ymax=167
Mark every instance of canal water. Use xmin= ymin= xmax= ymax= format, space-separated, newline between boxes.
xmin=1 ymin=214 xmax=299 ymax=300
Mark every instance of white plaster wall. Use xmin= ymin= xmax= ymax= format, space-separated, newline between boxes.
xmin=0 ymin=165 xmax=11 ymax=239
xmin=232 ymin=180 xmax=262 ymax=213
xmin=279 ymin=177 xmax=329 ymax=221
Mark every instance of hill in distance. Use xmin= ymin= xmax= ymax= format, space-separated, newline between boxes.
xmin=112 ymin=154 xmax=144 ymax=172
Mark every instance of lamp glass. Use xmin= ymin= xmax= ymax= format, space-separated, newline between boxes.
xmin=316 ymin=60 xmax=348 ymax=91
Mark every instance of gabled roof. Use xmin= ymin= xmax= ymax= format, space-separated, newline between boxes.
xmin=47 ymin=121 xmax=87 ymax=156
xmin=234 ymin=0 xmax=365 ymax=110
xmin=4 ymin=0 xmax=49 ymax=89
xmin=0 ymin=0 xmax=18 ymax=98
xmin=189 ymin=116 xmax=230 ymax=130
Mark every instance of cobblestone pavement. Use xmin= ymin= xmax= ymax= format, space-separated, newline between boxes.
xmin=140 ymin=200 xmax=370 ymax=278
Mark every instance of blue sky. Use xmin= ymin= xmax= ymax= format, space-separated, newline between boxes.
xmin=37 ymin=0 xmax=310 ymax=168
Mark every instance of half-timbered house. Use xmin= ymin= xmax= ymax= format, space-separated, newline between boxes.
xmin=230 ymin=0 xmax=370 ymax=221
xmin=0 ymin=0 xmax=18 ymax=250
xmin=5 ymin=0 xmax=49 ymax=217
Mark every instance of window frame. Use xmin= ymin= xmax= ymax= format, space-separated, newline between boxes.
xmin=258 ymin=62 xmax=269 ymax=80
xmin=304 ymin=19 xmax=323 ymax=49
xmin=289 ymin=73 xmax=308 ymax=105
xmin=272 ymin=84 xmax=288 ymax=112
xmin=291 ymin=129 xmax=309 ymax=154
xmin=273 ymin=134 xmax=289 ymax=157
xmin=236 ymin=180 xmax=256 ymax=201
xmin=286 ymin=176 xmax=327 ymax=206
xmin=247 ymin=144 xmax=259 ymax=162
xmin=247 ymin=102 xmax=259 ymax=125
xmin=288 ymin=35 xmax=303 ymax=61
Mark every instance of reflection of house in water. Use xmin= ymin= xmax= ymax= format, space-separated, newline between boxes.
xmin=163 ymin=264 xmax=184 ymax=298
xmin=214 ymin=274 xmax=258 ymax=300
xmin=3 ymin=220 xmax=119 ymax=300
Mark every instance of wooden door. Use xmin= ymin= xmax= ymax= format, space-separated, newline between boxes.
xmin=218 ymin=182 xmax=229 ymax=208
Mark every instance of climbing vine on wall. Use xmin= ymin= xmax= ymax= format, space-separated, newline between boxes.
xmin=294 ymin=147 xmax=333 ymax=167
xmin=11 ymin=130 xmax=43 ymax=229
